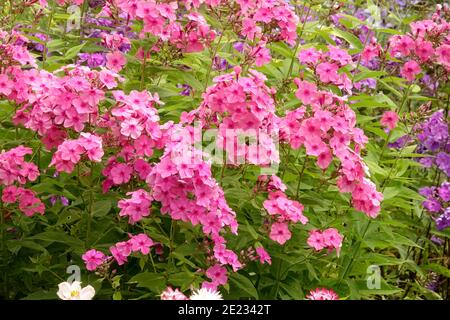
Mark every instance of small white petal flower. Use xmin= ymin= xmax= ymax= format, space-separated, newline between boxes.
xmin=189 ymin=288 xmax=223 ymax=300
xmin=57 ymin=281 xmax=95 ymax=300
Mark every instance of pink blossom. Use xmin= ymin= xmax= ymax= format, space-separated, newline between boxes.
xmin=414 ymin=39 xmax=434 ymax=61
xmin=206 ymin=264 xmax=228 ymax=286
xmin=400 ymin=60 xmax=421 ymax=82
xmin=0 ymin=74 xmax=13 ymax=96
xmin=129 ymin=233 xmax=154 ymax=255
xmin=294 ymin=79 xmax=318 ymax=105
xmin=160 ymin=287 xmax=188 ymax=300
xmin=106 ymin=51 xmax=126 ymax=72
xmin=121 ymin=118 xmax=143 ymax=139
xmin=307 ymin=228 xmax=343 ymax=256
xmin=110 ymin=163 xmax=133 ymax=185
xmin=298 ymin=48 xmax=321 ymax=64
xmin=307 ymin=288 xmax=339 ymax=300
xmin=380 ymin=111 xmax=399 ymax=130
xmin=316 ymin=62 xmax=339 ymax=83
xmin=255 ymin=246 xmax=272 ymax=265
xmin=82 ymin=249 xmax=106 ymax=271
xmin=269 ymin=222 xmax=291 ymax=245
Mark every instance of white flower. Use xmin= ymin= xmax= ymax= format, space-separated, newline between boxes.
xmin=189 ymin=288 xmax=223 ymax=300
xmin=57 ymin=281 xmax=95 ymax=300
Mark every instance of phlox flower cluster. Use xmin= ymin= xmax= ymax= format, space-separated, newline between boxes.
xmin=111 ymin=0 xmax=216 ymax=53
xmin=260 ymin=175 xmax=308 ymax=245
xmin=1 ymin=60 xmax=122 ymax=148
xmin=297 ymin=46 xmax=354 ymax=93
xmin=415 ymin=110 xmax=449 ymax=176
xmin=177 ymin=0 xmax=299 ymax=45
xmin=2 ymin=186 xmax=45 ymax=217
xmin=99 ymin=90 xmax=162 ymax=191
xmin=280 ymin=58 xmax=383 ymax=218
xmin=0 ymin=146 xmax=39 ymax=186
xmin=83 ymin=233 xmax=154 ymax=270
xmin=0 ymin=146 xmax=44 ymax=217
xmin=234 ymin=0 xmax=299 ymax=45
xmin=420 ymin=182 xmax=450 ymax=231
xmin=0 ymin=29 xmax=37 ymax=68
xmin=388 ymin=8 xmax=450 ymax=82
xmin=49 ymin=133 xmax=104 ymax=173
xmin=146 ymin=124 xmax=241 ymax=272
xmin=110 ymin=233 xmax=154 ymax=265
xmin=184 ymin=67 xmax=280 ymax=167
xmin=307 ymin=228 xmax=344 ymax=256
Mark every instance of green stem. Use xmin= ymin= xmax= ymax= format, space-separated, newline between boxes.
xmin=204 ymin=32 xmax=224 ymax=91
xmin=295 ymin=156 xmax=308 ymax=199
xmin=284 ymin=4 xmax=312 ymax=81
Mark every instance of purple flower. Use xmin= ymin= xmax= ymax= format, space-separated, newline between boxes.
xmin=388 ymin=135 xmax=411 ymax=149
xmin=423 ymin=199 xmax=442 ymax=213
xmin=436 ymin=152 xmax=450 ymax=176
xmin=438 ymin=182 xmax=450 ymax=202
xmin=419 ymin=186 xmax=435 ymax=198
xmin=233 ymin=42 xmax=244 ymax=53
xmin=213 ymin=56 xmax=231 ymax=71
xmin=435 ymin=208 xmax=450 ymax=230
xmin=419 ymin=156 xmax=434 ymax=168
xmin=430 ymin=235 xmax=444 ymax=246
xmin=177 ymin=84 xmax=192 ymax=96
xmin=60 ymin=196 xmax=70 ymax=206
xmin=78 ymin=52 xmax=106 ymax=68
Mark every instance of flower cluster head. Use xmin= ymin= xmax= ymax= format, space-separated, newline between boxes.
xmin=415 ymin=110 xmax=449 ymax=176
xmin=49 ymin=133 xmax=104 ymax=173
xmin=306 ymin=288 xmax=339 ymax=300
xmin=0 ymin=146 xmax=39 ymax=186
xmin=8 ymin=65 xmax=121 ymax=141
xmin=2 ymin=186 xmax=45 ymax=217
xmin=113 ymin=0 xmax=216 ymax=53
xmin=118 ymin=189 xmax=152 ymax=224
xmin=388 ymin=12 xmax=450 ymax=82
xmin=236 ymin=0 xmax=299 ymax=45
xmin=185 ymin=67 xmax=279 ymax=167
xmin=0 ymin=29 xmax=37 ymax=68
xmin=297 ymin=45 xmax=354 ymax=93
xmin=281 ymin=70 xmax=383 ymax=218
xmin=146 ymin=124 xmax=241 ymax=271
xmin=263 ymin=190 xmax=308 ymax=245
xmin=109 ymin=233 xmax=154 ymax=266
xmin=420 ymin=182 xmax=450 ymax=230
xmin=307 ymin=228 xmax=344 ymax=256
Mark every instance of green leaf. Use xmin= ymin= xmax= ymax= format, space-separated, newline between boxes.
xmin=92 ymin=200 xmax=112 ymax=217
xmin=330 ymin=29 xmax=363 ymax=50
xmin=28 ymin=231 xmax=84 ymax=249
xmin=424 ymin=264 xmax=450 ymax=278
xmin=128 ymin=272 xmax=167 ymax=293
xmin=63 ymin=43 xmax=87 ymax=60
xmin=229 ymin=273 xmax=258 ymax=299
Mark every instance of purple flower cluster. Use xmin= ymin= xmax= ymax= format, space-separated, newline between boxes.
xmin=420 ymin=181 xmax=450 ymax=230
xmin=416 ymin=110 xmax=450 ymax=176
